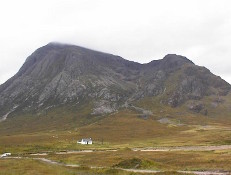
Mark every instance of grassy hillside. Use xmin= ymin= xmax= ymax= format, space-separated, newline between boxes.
xmin=0 ymin=89 xmax=230 ymax=174
xmin=0 ymin=103 xmax=231 ymax=155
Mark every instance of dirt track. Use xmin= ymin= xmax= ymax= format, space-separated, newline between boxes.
xmin=133 ymin=145 xmax=231 ymax=152
xmin=26 ymin=145 xmax=231 ymax=157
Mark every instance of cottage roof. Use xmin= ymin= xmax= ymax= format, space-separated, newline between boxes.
xmin=82 ymin=138 xmax=92 ymax=142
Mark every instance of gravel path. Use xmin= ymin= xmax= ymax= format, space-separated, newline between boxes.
xmin=133 ymin=145 xmax=231 ymax=152
xmin=27 ymin=145 xmax=231 ymax=157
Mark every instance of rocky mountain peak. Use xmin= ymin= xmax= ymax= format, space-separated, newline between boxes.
xmin=0 ymin=43 xmax=230 ymax=120
xmin=163 ymin=54 xmax=193 ymax=63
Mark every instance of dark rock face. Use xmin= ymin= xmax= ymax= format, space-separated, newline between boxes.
xmin=0 ymin=43 xmax=230 ymax=118
xmin=189 ymin=103 xmax=205 ymax=113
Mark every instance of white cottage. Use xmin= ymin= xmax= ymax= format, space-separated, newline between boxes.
xmin=77 ymin=138 xmax=92 ymax=145
xmin=0 ymin=153 xmax=11 ymax=158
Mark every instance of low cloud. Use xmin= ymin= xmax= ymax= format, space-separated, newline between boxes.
xmin=0 ymin=0 xmax=231 ymax=84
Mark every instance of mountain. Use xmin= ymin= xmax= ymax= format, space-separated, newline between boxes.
xmin=0 ymin=42 xmax=230 ymax=129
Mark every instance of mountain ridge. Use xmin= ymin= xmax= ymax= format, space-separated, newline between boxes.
xmin=0 ymin=43 xmax=230 ymax=124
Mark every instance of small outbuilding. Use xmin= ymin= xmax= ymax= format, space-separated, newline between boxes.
xmin=77 ymin=138 xmax=92 ymax=145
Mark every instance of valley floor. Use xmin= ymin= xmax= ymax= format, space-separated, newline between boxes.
xmin=0 ymin=109 xmax=231 ymax=174
xmin=1 ymin=144 xmax=231 ymax=175
xmin=1 ymin=156 xmax=230 ymax=175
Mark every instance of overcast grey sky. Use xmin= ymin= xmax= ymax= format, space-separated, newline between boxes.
xmin=0 ymin=0 xmax=231 ymax=84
